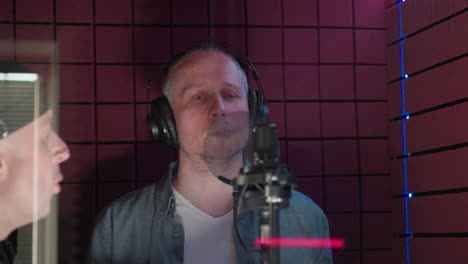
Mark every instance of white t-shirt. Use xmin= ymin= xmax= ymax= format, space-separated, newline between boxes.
xmin=172 ymin=186 xmax=236 ymax=264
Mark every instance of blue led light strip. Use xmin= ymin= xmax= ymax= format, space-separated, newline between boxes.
xmin=397 ymin=2 xmax=411 ymax=264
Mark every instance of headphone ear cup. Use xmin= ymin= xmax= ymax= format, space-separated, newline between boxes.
xmin=147 ymin=96 xmax=178 ymax=148
xmin=248 ymin=89 xmax=266 ymax=125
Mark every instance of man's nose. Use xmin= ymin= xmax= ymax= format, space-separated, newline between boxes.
xmin=210 ymin=95 xmax=227 ymax=119
xmin=51 ymin=134 xmax=70 ymax=164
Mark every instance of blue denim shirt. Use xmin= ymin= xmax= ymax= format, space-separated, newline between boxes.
xmin=86 ymin=162 xmax=333 ymax=264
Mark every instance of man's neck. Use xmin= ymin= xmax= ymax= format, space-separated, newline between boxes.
xmin=172 ymin=152 xmax=243 ymax=217
xmin=0 ymin=203 xmax=19 ymax=241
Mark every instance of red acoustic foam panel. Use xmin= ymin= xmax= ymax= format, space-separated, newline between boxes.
xmin=97 ymin=105 xmax=135 ymax=141
xmin=385 ymin=44 xmax=401 ymax=82
xmin=284 ymin=28 xmax=318 ymax=63
xmin=133 ymin=0 xmax=170 ymax=24
xmin=247 ymin=28 xmax=282 ymax=63
xmin=327 ymin=214 xmax=361 ymax=249
xmin=135 ymin=104 xmax=152 ymax=141
xmin=386 ymin=82 xmax=401 ymax=119
xmin=134 ymin=27 xmax=171 ymax=63
xmin=0 ymin=24 xmax=14 ymax=60
xmin=406 ymin=103 xmax=468 ymax=153
xmin=323 ymin=140 xmax=358 ymax=175
xmin=172 ymin=0 xmax=208 ymax=24
xmin=409 ymin=238 xmax=468 ymax=264
xmin=359 ymin=140 xmax=389 ymax=174
xmin=284 ymin=65 xmax=319 ymax=100
xmin=59 ymin=183 xmax=95 ymax=219
xmin=296 ymin=177 xmax=324 ymax=208
xmin=210 ymin=0 xmax=245 ymax=25
xmin=61 ymin=145 xmax=96 ymax=182
xmin=97 ymin=144 xmax=135 ymax=181
xmin=287 ymin=141 xmax=322 ymax=176
xmin=405 ymin=58 xmax=468 ymax=113
xmin=249 ymin=65 xmax=283 ymax=100
xmin=172 ymin=27 xmax=210 ymax=54
xmin=325 ymin=177 xmax=359 ymax=212
xmin=319 ymin=29 xmax=354 ymax=63
xmin=451 ymin=0 xmax=468 ymax=12
xmin=407 ymin=147 xmax=468 ymax=193
xmin=56 ymin=26 xmax=93 ymax=63
xmin=388 ymin=121 xmax=402 ymax=157
xmin=390 ymin=159 xmax=404 ymax=195
xmin=333 ymin=251 xmax=360 ymax=264
xmin=432 ymin=0 xmax=451 ymax=23
xmin=268 ymin=102 xmax=286 ymax=138
xmin=0 ymin=0 xmax=12 ymax=21
xmin=247 ymin=0 xmax=281 ymax=25
xmin=451 ymin=12 xmax=468 ymax=60
xmin=59 ymin=104 xmax=95 ymax=142
xmin=404 ymin=22 xmax=451 ymax=74
xmin=210 ymin=28 xmax=246 ymax=56
xmin=95 ymin=0 xmax=131 ymax=23
xmin=283 ymin=0 xmax=317 ymax=26
xmin=285 ymin=102 xmax=321 ymax=138
xmin=318 ymin=0 xmax=353 ymax=27
xmin=134 ymin=65 xmax=164 ymax=102
xmin=355 ymin=0 xmax=385 ymax=28
xmin=361 ymin=176 xmax=391 ymax=211
xmin=384 ymin=0 xmax=395 ymax=7
xmin=357 ymin=102 xmax=388 ymax=137
xmin=56 ymin=0 xmax=92 ymax=23
xmin=58 ymin=219 xmax=93 ymax=263
xmin=363 ymin=213 xmax=392 ymax=248
xmin=278 ymin=141 xmax=286 ymax=165
xmin=96 ymin=27 xmax=133 ymax=63
xmin=401 ymin=0 xmax=432 ymax=36
xmin=15 ymin=25 xmax=53 ymax=62
xmin=385 ymin=6 xmax=399 ymax=44
xmin=319 ymin=65 xmax=354 ymax=100
xmin=391 ymin=199 xmax=406 ymax=234
xmin=136 ymin=181 xmax=156 ymax=189
xmin=136 ymin=143 xmax=173 ymax=181
xmin=356 ymin=65 xmax=386 ymax=100
xmin=321 ymin=103 xmax=356 ymax=137
xmin=355 ymin=30 xmax=385 ymax=64
xmin=15 ymin=0 xmax=52 ymax=22
xmin=59 ymin=65 xmax=95 ymax=102
xmin=392 ymin=238 xmax=408 ymax=264
xmin=96 ymin=65 xmax=134 ymax=102
xmin=408 ymin=193 xmax=468 ymax=233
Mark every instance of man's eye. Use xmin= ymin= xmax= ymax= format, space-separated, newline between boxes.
xmin=224 ymin=93 xmax=238 ymax=99
xmin=193 ymin=95 xmax=204 ymax=101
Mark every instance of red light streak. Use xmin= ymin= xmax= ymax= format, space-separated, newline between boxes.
xmin=255 ymin=238 xmax=345 ymax=249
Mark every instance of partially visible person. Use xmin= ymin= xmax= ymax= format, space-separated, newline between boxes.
xmin=87 ymin=44 xmax=332 ymax=263
xmin=0 ymin=110 xmax=70 ymax=263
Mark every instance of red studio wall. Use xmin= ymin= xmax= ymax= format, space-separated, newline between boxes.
xmin=386 ymin=0 xmax=468 ymax=263
xmin=0 ymin=0 xmax=389 ymax=263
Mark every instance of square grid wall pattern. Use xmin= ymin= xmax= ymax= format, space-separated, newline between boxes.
xmin=0 ymin=0 xmax=388 ymax=263
xmin=386 ymin=0 xmax=468 ymax=263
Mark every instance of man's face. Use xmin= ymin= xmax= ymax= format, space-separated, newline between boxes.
xmin=0 ymin=110 xmax=70 ymax=219
xmin=169 ymin=51 xmax=250 ymax=161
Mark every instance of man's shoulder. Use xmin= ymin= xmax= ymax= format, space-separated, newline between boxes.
xmin=97 ymin=184 xmax=159 ymax=222
xmin=289 ymin=190 xmax=327 ymax=221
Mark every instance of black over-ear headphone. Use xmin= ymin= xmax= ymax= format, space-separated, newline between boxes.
xmin=146 ymin=43 xmax=267 ymax=148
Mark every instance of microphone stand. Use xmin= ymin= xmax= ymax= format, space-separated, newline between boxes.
xmin=233 ymin=121 xmax=296 ymax=264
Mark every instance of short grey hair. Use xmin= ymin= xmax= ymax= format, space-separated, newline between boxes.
xmin=161 ymin=44 xmax=249 ymax=105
